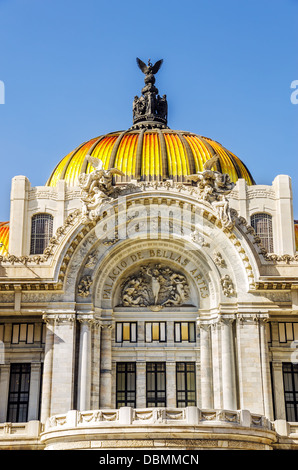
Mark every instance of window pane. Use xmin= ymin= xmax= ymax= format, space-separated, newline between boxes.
xmin=30 ymin=214 xmax=53 ymax=255
xmin=152 ymin=323 xmax=159 ymax=341
xmin=7 ymin=364 xmax=31 ymax=423
xmin=12 ymin=325 xmax=19 ymax=344
xmin=283 ymin=363 xmax=298 ymax=422
xmin=189 ymin=323 xmax=196 ymax=342
xmin=294 ymin=324 xmax=298 ymax=341
xmin=131 ymin=323 xmax=137 ymax=342
xmin=279 ymin=323 xmax=286 ymax=343
xmin=116 ymin=363 xmax=136 ymax=408
xmin=122 ymin=323 xmax=130 ymax=341
xmin=116 ymin=323 xmax=122 ymax=342
xmin=286 ymin=323 xmax=294 ymax=342
xmin=159 ymin=323 xmax=166 ymax=342
xmin=145 ymin=323 xmax=152 ymax=342
xmin=181 ymin=323 xmax=188 ymax=341
xmin=251 ymin=213 xmax=273 ymax=252
xmin=19 ymin=324 xmax=27 ymax=342
xmin=174 ymin=323 xmax=181 ymax=342
xmin=0 ymin=324 xmax=4 ymax=342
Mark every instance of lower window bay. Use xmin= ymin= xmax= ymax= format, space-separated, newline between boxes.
xmin=116 ymin=361 xmax=196 ymax=409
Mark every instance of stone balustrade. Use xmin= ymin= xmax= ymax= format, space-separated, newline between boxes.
xmin=1 ymin=409 xmax=298 ymax=450
xmin=43 ymin=407 xmax=272 ymax=430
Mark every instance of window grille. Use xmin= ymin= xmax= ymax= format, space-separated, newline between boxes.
xmin=30 ymin=213 xmax=53 ymax=255
xmin=7 ymin=363 xmax=31 ymax=422
xmin=116 ymin=363 xmax=136 ymax=408
xmin=251 ymin=213 xmax=273 ymax=253
xmin=282 ymin=363 xmax=298 ymax=422
xmin=146 ymin=362 xmax=166 ymax=407
xmin=176 ymin=362 xmax=196 ymax=407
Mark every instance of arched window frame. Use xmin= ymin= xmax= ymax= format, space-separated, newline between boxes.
xmin=30 ymin=213 xmax=54 ymax=255
xmin=250 ymin=212 xmax=274 ymax=253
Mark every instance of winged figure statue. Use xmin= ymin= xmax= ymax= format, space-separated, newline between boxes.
xmin=187 ymin=155 xmax=219 ymax=182
xmin=136 ymin=58 xmax=163 ymax=76
xmin=80 ymin=156 xmax=124 ymax=196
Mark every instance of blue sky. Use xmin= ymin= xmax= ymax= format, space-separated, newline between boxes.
xmin=0 ymin=0 xmax=297 ymax=220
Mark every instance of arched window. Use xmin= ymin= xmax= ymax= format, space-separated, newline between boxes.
xmin=251 ymin=213 xmax=273 ymax=253
xmin=30 ymin=213 xmax=53 ymax=255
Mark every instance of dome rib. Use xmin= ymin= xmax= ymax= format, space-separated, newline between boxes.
xmin=46 ymin=129 xmax=255 ymax=187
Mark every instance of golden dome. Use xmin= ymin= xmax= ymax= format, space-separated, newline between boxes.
xmin=0 ymin=222 xmax=9 ymax=256
xmin=46 ymin=129 xmax=255 ymax=187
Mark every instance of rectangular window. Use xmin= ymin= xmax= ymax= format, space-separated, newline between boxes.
xmin=174 ymin=322 xmax=196 ymax=342
xmin=145 ymin=322 xmax=166 ymax=342
xmin=116 ymin=363 xmax=136 ymax=408
xmin=11 ymin=324 xmax=35 ymax=344
xmin=176 ymin=362 xmax=196 ymax=407
xmin=115 ymin=323 xmax=137 ymax=343
xmin=7 ymin=363 xmax=31 ymax=422
xmin=278 ymin=323 xmax=298 ymax=343
xmin=282 ymin=363 xmax=298 ymax=422
xmin=0 ymin=324 xmax=4 ymax=342
xmin=146 ymin=362 xmax=166 ymax=407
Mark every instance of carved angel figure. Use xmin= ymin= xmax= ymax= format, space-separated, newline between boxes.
xmin=187 ymin=154 xmax=235 ymax=229
xmin=79 ymin=156 xmax=125 ymax=222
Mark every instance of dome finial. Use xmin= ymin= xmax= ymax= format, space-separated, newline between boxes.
xmin=132 ymin=58 xmax=168 ymax=129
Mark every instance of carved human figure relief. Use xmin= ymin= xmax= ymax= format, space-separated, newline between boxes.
xmin=187 ymin=155 xmax=235 ymax=229
xmin=220 ymin=274 xmax=235 ymax=297
xmin=119 ymin=263 xmax=190 ymax=310
xmin=78 ymin=275 xmax=93 ymax=297
xmin=79 ymin=156 xmax=125 ymax=222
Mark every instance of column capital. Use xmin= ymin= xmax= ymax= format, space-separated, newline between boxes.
xmin=236 ymin=313 xmax=269 ymax=324
xmin=77 ymin=314 xmax=102 ymax=327
xmin=43 ymin=313 xmax=76 ymax=325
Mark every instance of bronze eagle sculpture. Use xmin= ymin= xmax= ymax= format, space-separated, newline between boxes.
xmin=136 ymin=58 xmax=163 ymax=76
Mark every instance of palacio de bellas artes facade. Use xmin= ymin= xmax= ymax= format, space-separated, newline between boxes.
xmin=0 ymin=57 xmax=297 ymax=452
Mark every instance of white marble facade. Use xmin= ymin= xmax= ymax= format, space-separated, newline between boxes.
xmin=0 ymin=172 xmax=298 ymax=450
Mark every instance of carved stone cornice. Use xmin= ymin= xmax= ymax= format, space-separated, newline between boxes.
xmin=42 ymin=313 xmax=76 ymax=325
xmin=77 ymin=314 xmax=102 ymax=327
xmin=236 ymin=313 xmax=269 ymax=324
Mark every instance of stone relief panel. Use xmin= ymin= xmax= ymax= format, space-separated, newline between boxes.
xmin=119 ymin=263 xmax=190 ymax=310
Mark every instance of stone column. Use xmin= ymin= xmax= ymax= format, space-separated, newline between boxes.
xmin=136 ymin=355 xmax=146 ymax=408
xmin=91 ymin=319 xmax=102 ymax=410
xmin=220 ymin=316 xmax=237 ymax=410
xmin=0 ymin=364 xmax=10 ymax=422
xmin=259 ymin=317 xmax=274 ymax=420
xmin=199 ymin=322 xmax=213 ymax=409
xmin=211 ymin=322 xmax=222 ymax=409
xmin=272 ymin=361 xmax=286 ymax=420
xmin=48 ymin=314 xmax=76 ymax=416
xmin=99 ymin=321 xmax=113 ymax=408
xmin=40 ymin=317 xmax=54 ymax=423
xmin=166 ymin=361 xmax=176 ymax=407
xmin=28 ymin=362 xmax=42 ymax=421
xmin=77 ymin=316 xmax=93 ymax=411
